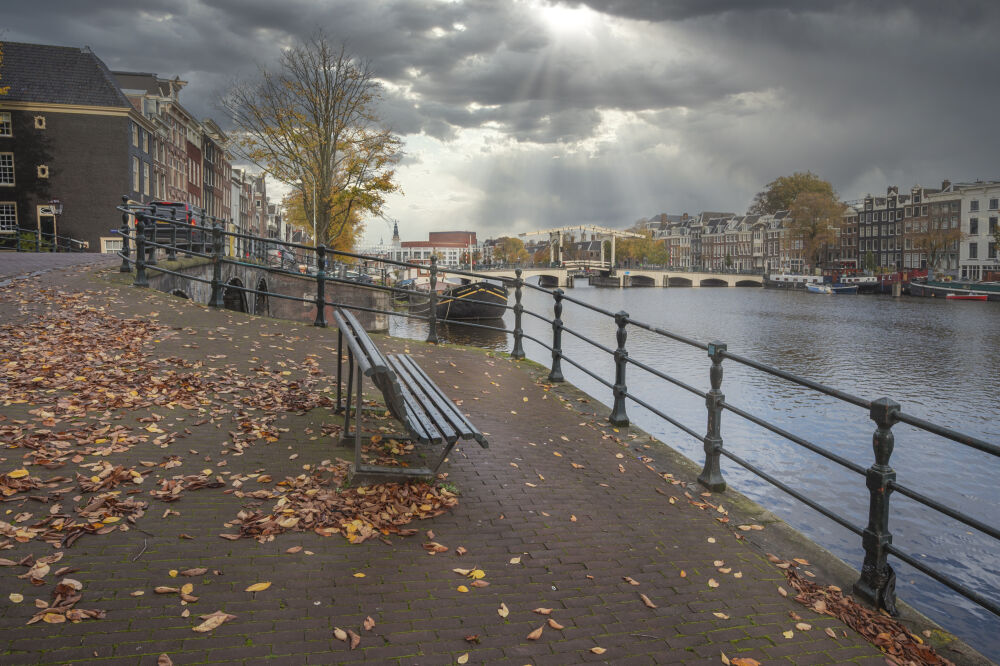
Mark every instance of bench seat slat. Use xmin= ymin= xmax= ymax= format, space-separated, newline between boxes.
xmin=391 ymin=354 xmax=487 ymax=448
xmin=387 ymin=356 xmax=459 ymax=443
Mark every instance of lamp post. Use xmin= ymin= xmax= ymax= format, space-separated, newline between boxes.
xmin=49 ymin=199 xmax=63 ymax=251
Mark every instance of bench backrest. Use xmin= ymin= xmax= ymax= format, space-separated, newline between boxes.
xmin=334 ymin=308 xmax=410 ymax=424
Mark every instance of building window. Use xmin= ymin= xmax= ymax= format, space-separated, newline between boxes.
xmin=989 ymin=198 xmax=998 ymax=210
xmin=34 ymin=116 xmax=46 ymax=130
xmin=132 ymin=156 xmax=140 ymax=192
xmin=143 ymin=163 xmax=150 ymax=196
xmin=990 ymin=217 xmax=998 ymax=236
xmin=969 ymin=200 xmax=979 ymax=212
xmin=37 ymin=165 xmax=49 ymax=179
xmin=0 ymin=153 xmax=13 ymax=185
xmin=100 ymin=237 xmax=123 ymax=254
xmin=132 ymin=123 xmax=139 ymax=147
xmin=0 ymin=202 xmax=16 ymax=232
xmin=989 ymin=242 xmax=997 ymax=260
xmin=0 ymin=112 xmax=10 ymax=137
xmin=969 ymin=218 xmax=978 ymax=235
xmin=968 ymin=243 xmax=978 ymax=259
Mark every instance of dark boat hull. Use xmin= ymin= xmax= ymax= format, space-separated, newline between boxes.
xmin=909 ymin=281 xmax=1000 ymax=301
xmin=413 ymin=282 xmax=508 ymax=320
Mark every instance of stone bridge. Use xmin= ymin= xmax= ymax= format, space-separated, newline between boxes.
xmin=478 ymin=267 xmax=763 ymax=288
xmin=142 ymin=258 xmax=391 ymax=330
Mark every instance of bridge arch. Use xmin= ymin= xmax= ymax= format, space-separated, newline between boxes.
xmin=700 ymin=278 xmax=728 ymax=287
xmin=170 ymin=289 xmax=190 ymax=299
xmin=629 ymin=275 xmax=656 ymax=287
xmin=668 ymin=276 xmax=693 ymax=287
xmin=735 ymin=279 xmax=763 ymax=287
xmin=223 ymin=277 xmax=247 ymax=313
xmin=254 ymin=278 xmax=269 ymax=316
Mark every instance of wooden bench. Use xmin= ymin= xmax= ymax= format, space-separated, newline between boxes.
xmin=334 ymin=307 xmax=488 ymax=483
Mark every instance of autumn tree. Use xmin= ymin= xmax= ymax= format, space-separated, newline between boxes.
xmin=749 ymin=171 xmax=835 ymax=215
xmin=282 ymin=190 xmax=363 ymax=253
xmin=909 ymin=218 xmax=963 ymax=277
xmin=222 ymin=33 xmax=401 ymax=249
xmin=786 ymin=191 xmax=844 ymax=271
xmin=617 ymin=232 xmax=669 ymax=266
xmin=492 ymin=236 xmax=529 ymax=264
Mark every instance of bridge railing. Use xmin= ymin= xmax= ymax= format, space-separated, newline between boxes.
xmin=114 ymin=198 xmax=999 ymax=627
xmin=0 ymin=227 xmax=88 ymax=252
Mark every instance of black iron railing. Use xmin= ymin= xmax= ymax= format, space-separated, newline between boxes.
xmin=114 ymin=199 xmax=999 ymax=623
xmin=0 ymin=227 xmax=88 ymax=252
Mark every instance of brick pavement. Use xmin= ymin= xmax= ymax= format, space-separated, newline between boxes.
xmin=0 ymin=265 xmax=903 ymax=665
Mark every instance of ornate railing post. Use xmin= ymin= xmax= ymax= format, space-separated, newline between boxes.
xmin=314 ymin=245 xmax=328 ymax=327
xmin=426 ymin=256 xmax=439 ymax=344
xmin=166 ymin=208 xmax=178 ymax=261
xmin=854 ymin=397 xmax=900 ymax=615
xmin=609 ymin=311 xmax=630 ymax=426
xmin=35 ymin=225 xmax=41 ymax=253
xmin=208 ymin=219 xmax=225 ymax=308
xmin=548 ymin=289 xmax=565 ymax=382
xmin=133 ymin=213 xmax=149 ymax=288
xmin=119 ymin=196 xmax=131 ymax=273
xmin=199 ymin=211 xmax=208 ymax=255
xmin=698 ymin=341 xmax=727 ymax=491
xmin=511 ymin=269 xmax=525 ymax=359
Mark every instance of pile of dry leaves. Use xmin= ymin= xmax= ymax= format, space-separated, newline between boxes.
xmin=227 ymin=460 xmax=458 ymax=544
xmin=776 ymin=556 xmax=953 ymax=666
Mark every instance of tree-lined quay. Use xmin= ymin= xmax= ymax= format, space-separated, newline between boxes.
xmin=0 ymin=261 xmax=982 ymax=664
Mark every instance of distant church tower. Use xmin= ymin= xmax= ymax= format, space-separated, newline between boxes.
xmin=391 ymin=221 xmax=401 ymax=249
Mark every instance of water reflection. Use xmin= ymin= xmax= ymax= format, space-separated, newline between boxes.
xmin=388 ymin=285 xmax=1000 ymax=655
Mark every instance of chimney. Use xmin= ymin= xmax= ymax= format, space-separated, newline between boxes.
xmin=941 ymin=179 xmax=951 ymax=191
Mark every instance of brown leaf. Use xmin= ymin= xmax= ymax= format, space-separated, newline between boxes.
xmin=623 ymin=576 xmax=640 ymax=586
xmin=731 ymin=659 xmax=762 ymax=666
xmin=548 ymin=618 xmax=565 ymax=630
xmin=464 ymin=634 xmax=480 ymax=643
xmin=532 ymin=607 xmax=553 ymax=615
xmin=192 ymin=611 xmax=235 ymax=632
xmin=591 ymin=647 xmax=606 ymax=654
xmin=180 ymin=568 xmax=208 ymax=577
xmin=824 ymin=627 xmax=837 ymax=639
xmin=455 ymin=546 xmax=468 ymax=556
xmin=363 ymin=616 xmax=375 ymax=631
xmin=639 ymin=593 xmax=657 ymax=609
xmin=158 ymin=655 xmax=173 ymax=666
xmin=526 ymin=625 xmax=544 ymax=640
xmin=154 ymin=586 xmax=179 ymax=594
xmin=347 ymin=629 xmax=360 ymax=649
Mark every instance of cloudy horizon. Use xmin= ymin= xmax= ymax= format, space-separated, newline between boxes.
xmin=5 ymin=0 xmax=999 ymax=245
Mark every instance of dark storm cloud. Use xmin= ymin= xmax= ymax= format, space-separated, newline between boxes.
xmin=3 ymin=0 xmax=999 ymax=235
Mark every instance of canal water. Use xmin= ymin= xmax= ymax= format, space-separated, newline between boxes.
xmin=389 ymin=283 xmax=1000 ymax=657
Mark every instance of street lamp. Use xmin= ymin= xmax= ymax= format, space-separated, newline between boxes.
xmin=49 ymin=199 xmax=63 ymax=251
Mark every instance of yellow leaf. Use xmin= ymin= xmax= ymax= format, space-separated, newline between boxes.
xmin=43 ymin=613 xmax=66 ymax=624
xmin=782 ymin=629 xmax=794 ymax=639
xmin=353 ymin=573 xmax=366 ymax=578
xmin=708 ymin=578 xmax=720 ymax=588
xmin=591 ymin=647 xmax=606 ymax=654
xmin=498 ymin=602 xmax=509 ymax=618
xmin=457 ymin=585 xmax=469 ymax=593
xmin=181 ymin=583 xmax=194 ymax=595
xmin=526 ymin=625 xmax=544 ymax=640
xmin=468 ymin=569 xmax=485 ymax=580
xmin=457 ymin=654 xmax=469 ymax=664
xmin=102 ymin=516 xmax=120 ymax=523
xmin=245 ymin=582 xmax=271 ymax=592
xmin=713 ymin=612 xmax=730 ymax=619
xmin=9 ymin=593 xmax=23 ymax=603
xmin=721 ymin=652 xmax=731 ymax=665
xmin=7 ymin=469 xmax=29 ymax=479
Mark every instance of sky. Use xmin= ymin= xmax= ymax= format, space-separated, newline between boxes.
xmin=5 ymin=0 xmax=1000 ymax=246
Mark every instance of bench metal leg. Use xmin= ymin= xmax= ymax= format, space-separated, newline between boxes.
xmin=353 ymin=368 xmax=363 ymax=473
xmin=336 ymin=329 xmax=343 ymax=413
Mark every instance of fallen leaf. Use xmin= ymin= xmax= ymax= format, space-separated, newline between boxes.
xmin=639 ymin=593 xmax=657 ymax=608
xmin=155 ymin=587 xmax=179 ymax=594
xmin=180 ymin=568 xmax=207 ymax=577
xmin=498 ymin=602 xmax=509 ymax=618
xmin=353 ymin=573 xmax=366 ymax=578
xmin=526 ymin=625 xmax=544 ymax=640
xmin=9 ymin=593 xmax=23 ymax=603
xmin=286 ymin=546 xmax=302 ymax=554
xmin=782 ymin=629 xmax=794 ymax=639
xmin=180 ymin=583 xmax=193 ymax=595
xmin=347 ymin=629 xmax=360 ymax=649
xmin=731 ymin=659 xmax=762 ymax=666
xmin=457 ymin=585 xmax=469 ymax=593
xmin=708 ymin=579 xmax=719 ymax=588
xmin=548 ymin=618 xmax=565 ymax=630
xmin=193 ymin=611 xmax=235 ymax=632
xmin=245 ymin=582 xmax=271 ymax=592
xmin=334 ymin=627 xmax=348 ymax=641
xmin=795 ymin=622 xmax=812 ymax=631
xmin=623 ymin=576 xmax=639 ymax=586
xmin=824 ymin=627 xmax=837 ymax=639
xmin=457 ymin=654 xmax=469 ymax=664
xmin=158 ymin=655 xmax=173 ymax=666
xmin=509 ymin=556 xmax=521 ymax=564
xmin=778 ymin=586 xmax=788 ymax=597
xmin=455 ymin=546 xmax=468 ymax=556
xmin=364 ymin=616 xmax=375 ymax=631
xmin=591 ymin=647 xmax=606 ymax=654
xmin=713 ymin=612 xmax=730 ymax=619
xmin=533 ymin=607 xmax=553 ymax=615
